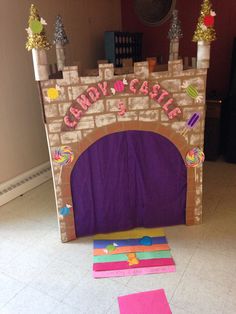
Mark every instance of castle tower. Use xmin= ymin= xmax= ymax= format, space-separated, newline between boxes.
xmin=193 ymin=0 xmax=216 ymax=69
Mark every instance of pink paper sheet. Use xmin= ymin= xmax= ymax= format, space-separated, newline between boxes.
xmin=118 ymin=289 xmax=172 ymax=314
xmin=93 ymin=265 xmax=176 ymax=278
xmin=93 ymin=257 xmax=175 ymax=271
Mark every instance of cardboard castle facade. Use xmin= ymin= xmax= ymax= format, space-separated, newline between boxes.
xmin=39 ymin=58 xmax=207 ymax=242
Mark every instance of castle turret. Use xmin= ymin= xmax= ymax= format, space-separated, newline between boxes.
xmin=168 ymin=10 xmax=183 ymax=61
xmin=193 ymin=0 xmax=216 ymax=69
xmin=53 ymin=15 xmax=69 ymax=71
xmin=25 ymin=4 xmax=51 ymax=80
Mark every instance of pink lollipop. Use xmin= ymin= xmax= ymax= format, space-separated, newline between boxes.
xmin=52 ymin=146 xmax=74 ymax=184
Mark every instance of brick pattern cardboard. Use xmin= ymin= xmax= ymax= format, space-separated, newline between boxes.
xmin=40 ymin=60 xmax=207 ymax=242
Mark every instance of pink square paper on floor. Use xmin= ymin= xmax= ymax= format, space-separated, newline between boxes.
xmin=118 ymin=289 xmax=172 ymax=314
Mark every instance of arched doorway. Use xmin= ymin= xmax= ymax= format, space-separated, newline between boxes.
xmin=71 ymin=130 xmax=187 ymax=237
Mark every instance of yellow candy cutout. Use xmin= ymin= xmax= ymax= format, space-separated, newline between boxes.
xmin=47 ymin=88 xmax=59 ymax=100
xmin=127 ymin=253 xmax=139 ymax=266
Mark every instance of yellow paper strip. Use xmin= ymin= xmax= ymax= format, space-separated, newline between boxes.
xmin=94 ymin=228 xmax=165 ymax=240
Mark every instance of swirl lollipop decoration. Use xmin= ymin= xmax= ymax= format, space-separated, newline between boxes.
xmin=186 ymin=147 xmax=205 ymax=179
xmin=52 ymin=146 xmax=74 ymax=184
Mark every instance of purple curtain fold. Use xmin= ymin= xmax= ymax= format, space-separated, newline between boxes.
xmin=71 ymin=131 xmax=187 ymax=237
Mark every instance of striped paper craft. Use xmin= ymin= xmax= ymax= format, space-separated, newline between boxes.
xmin=93 ymin=228 xmax=175 ymax=278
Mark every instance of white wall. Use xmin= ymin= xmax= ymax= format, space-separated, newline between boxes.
xmin=0 ymin=0 xmax=121 ymax=184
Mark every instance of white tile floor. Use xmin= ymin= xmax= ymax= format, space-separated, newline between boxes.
xmin=0 ymin=161 xmax=236 ymax=314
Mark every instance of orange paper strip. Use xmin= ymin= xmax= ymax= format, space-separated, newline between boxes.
xmin=93 ymin=244 xmax=170 ymax=256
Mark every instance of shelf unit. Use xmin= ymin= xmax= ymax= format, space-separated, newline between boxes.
xmin=104 ymin=31 xmax=143 ymax=67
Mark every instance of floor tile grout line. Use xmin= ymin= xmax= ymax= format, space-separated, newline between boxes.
xmin=0 ymin=283 xmax=28 ymax=311
xmin=169 ymin=243 xmax=200 ymax=303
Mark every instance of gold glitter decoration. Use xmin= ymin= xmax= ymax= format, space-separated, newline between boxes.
xmin=193 ymin=0 xmax=216 ymax=43
xmin=25 ymin=4 xmax=51 ymax=51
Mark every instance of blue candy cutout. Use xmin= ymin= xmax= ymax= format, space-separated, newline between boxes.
xmin=59 ymin=204 xmax=71 ymax=217
xmin=139 ymin=236 xmax=153 ymax=246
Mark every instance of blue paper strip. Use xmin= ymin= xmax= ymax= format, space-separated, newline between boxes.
xmin=93 ymin=236 xmax=167 ymax=248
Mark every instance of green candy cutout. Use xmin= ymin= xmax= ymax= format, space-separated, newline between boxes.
xmin=186 ymin=85 xmax=199 ymax=99
xmin=106 ymin=244 xmax=116 ymax=252
xmin=30 ymin=20 xmax=43 ymax=34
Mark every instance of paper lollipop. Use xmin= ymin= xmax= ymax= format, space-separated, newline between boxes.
xmin=181 ymin=112 xmax=201 ymax=136
xmin=186 ymin=147 xmax=205 ymax=168
xmin=52 ymin=146 xmax=74 ymax=184
xmin=186 ymin=147 xmax=205 ymax=178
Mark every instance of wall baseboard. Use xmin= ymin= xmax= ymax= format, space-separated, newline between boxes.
xmin=0 ymin=162 xmax=52 ymax=207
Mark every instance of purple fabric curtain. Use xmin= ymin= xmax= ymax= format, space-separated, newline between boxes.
xmin=71 ymin=131 xmax=187 ymax=237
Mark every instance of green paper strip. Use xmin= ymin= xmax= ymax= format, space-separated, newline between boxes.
xmin=93 ymin=250 xmax=172 ymax=263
